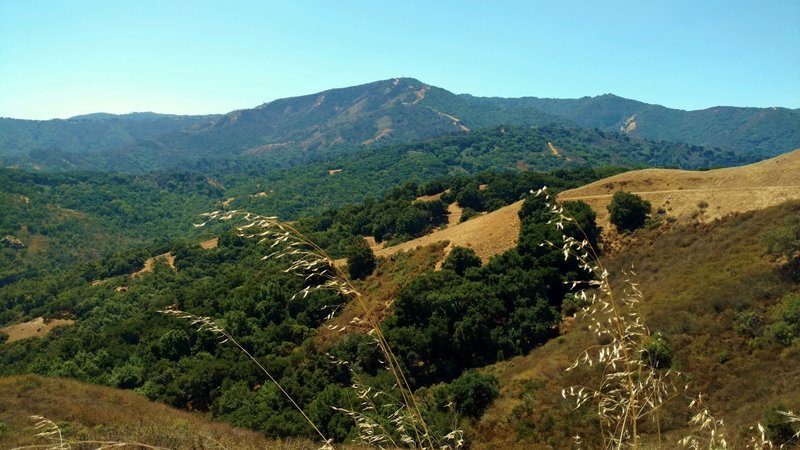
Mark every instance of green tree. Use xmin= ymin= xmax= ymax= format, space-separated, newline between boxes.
xmin=607 ymin=191 xmax=651 ymax=233
xmin=346 ymin=242 xmax=376 ymax=280
xmin=442 ymin=246 xmax=482 ymax=276
xmin=764 ymin=214 xmax=800 ymax=280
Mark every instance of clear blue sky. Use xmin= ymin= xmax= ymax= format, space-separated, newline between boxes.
xmin=1 ymin=0 xmax=798 ymax=119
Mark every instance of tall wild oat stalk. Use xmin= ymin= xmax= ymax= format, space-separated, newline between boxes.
xmin=167 ymin=210 xmax=457 ymax=449
xmin=538 ymin=188 xmax=800 ymax=449
xmin=679 ymin=394 xmax=800 ymax=449
xmin=536 ymin=187 xmax=682 ymax=450
xmin=12 ymin=415 xmax=169 ymax=450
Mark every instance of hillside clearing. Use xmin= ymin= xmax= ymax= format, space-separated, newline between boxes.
xmin=199 ymin=237 xmax=219 ymax=249
xmin=1 ymin=317 xmax=75 ymax=343
xmin=131 ymin=252 xmax=176 ymax=277
xmin=375 ymin=200 xmax=522 ymax=264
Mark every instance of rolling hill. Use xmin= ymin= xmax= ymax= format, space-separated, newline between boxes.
xmin=365 ymin=148 xmax=800 ymax=265
xmin=558 ymin=147 xmax=800 ymax=230
xmin=430 ymin=92 xmax=800 ymax=159
xmin=0 ymin=112 xmax=217 ymax=170
xmin=472 ymin=199 xmax=800 ymax=449
xmin=2 ymin=147 xmax=799 ymax=449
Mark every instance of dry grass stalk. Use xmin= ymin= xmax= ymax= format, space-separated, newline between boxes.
xmin=677 ymin=394 xmax=795 ymax=450
xmin=536 ymin=187 xmax=682 ymax=449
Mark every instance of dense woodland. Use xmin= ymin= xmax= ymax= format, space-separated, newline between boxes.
xmin=0 ymin=170 xmax=598 ymax=442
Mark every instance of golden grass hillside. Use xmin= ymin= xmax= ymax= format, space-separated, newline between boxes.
xmin=373 ymin=200 xmax=523 ymax=264
xmin=370 ymin=149 xmax=800 ymax=268
xmin=470 ymin=200 xmax=800 ymax=449
xmin=0 ymin=374 xmax=314 ymax=449
xmin=558 ymin=148 xmax=800 ymax=230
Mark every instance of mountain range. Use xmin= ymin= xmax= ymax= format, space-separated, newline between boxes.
xmin=2 ymin=78 xmax=798 ymax=172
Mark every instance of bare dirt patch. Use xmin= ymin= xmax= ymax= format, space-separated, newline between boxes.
xmin=447 ymin=202 xmax=463 ymax=227
xmin=2 ymin=317 xmax=75 ymax=343
xmin=206 ymin=177 xmax=225 ymax=189
xmin=413 ymin=86 xmax=430 ymax=104
xmin=415 ymin=189 xmax=450 ymax=203
xmin=621 ymin=114 xmax=638 ymax=132
xmin=547 ymin=142 xmax=561 ymax=157
xmin=199 ymin=237 xmax=219 ymax=249
xmin=132 ymin=253 xmax=176 ymax=278
xmin=363 ymin=128 xmax=394 ymax=145
xmin=363 ymin=236 xmax=383 ymax=251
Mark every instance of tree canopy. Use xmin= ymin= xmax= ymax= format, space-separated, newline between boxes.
xmin=607 ymin=191 xmax=652 ymax=233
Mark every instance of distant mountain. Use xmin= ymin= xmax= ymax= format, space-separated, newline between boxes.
xmin=1 ymin=78 xmax=797 ymax=172
xmin=419 ymin=90 xmax=800 ymax=159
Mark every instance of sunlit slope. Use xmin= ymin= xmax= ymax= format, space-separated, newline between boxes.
xmin=471 ymin=200 xmax=800 ymax=449
xmin=373 ymin=200 xmax=523 ymax=263
xmin=559 ymin=148 xmax=800 ymax=228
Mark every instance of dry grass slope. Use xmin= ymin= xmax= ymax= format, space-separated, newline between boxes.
xmin=558 ymin=148 xmax=800 ymax=230
xmin=0 ymin=374 xmax=320 ymax=449
xmin=471 ymin=200 xmax=800 ymax=449
xmin=375 ymin=201 xmax=523 ymax=264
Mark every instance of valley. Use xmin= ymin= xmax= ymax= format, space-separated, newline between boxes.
xmin=1 ymin=79 xmax=799 ymax=449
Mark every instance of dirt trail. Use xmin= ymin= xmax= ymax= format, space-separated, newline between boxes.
xmin=447 ymin=202 xmax=463 ymax=227
xmin=547 ymin=142 xmax=561 ymax=157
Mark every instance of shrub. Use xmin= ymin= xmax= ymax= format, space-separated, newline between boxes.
xmin=563 ymin=200 xmax=601 ymax=251
xmin=763 ymin=216 xmax=800 ymax=280
xmin=640 ymin=332 xmax=673 ymax=369
xmin=607 ymin=191 xmax=652 ymax=233
xmin=764 ymin=405 xmax=798 ymax=444
xmin=459 ymin=207 xmax=479 ymax=223
xmin=444 ymin=370 xmax=500 ymax=418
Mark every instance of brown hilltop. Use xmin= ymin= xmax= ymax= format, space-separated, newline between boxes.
xmin=359 ymin=149 xmax=800 ymax=268
xmin=558 ymin=148 xmax=800 ymax=230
